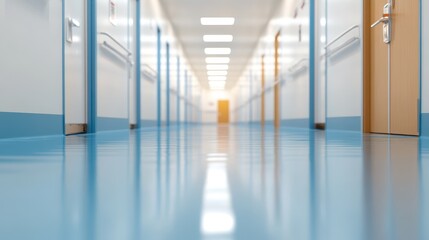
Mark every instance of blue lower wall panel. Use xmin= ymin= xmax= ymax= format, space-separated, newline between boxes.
xmin=97 ymin=117 xmax=129 ymax=131
xmin=141 ymin=120 xmax=158 ymax=128
xmin=281 ymin=118 xmax=309 ymax=129
xmin=421 ymin=113 xmax=429 ymax=137
xmin=327 ymin=116 xmax=361 ymax=132
xmin=0 ymin=112 xmax=63 ymax=139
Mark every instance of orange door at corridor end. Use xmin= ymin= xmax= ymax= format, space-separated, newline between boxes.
xmin=218 ymin=100 xmax=230 ymax=124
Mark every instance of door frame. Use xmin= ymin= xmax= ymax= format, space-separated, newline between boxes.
xmin=63 ymin=0 xmax=91 ymax=135
xmin=362 ymin=0 xmax=422 ymax=135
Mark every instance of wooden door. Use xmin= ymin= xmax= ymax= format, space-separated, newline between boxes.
xmin=390 ymin=0 xmax=419 ymax=135
xmin=365 ymin=0 xmax=420 ymax=135
xmin=218 ymin=100 xmax=229 ymax=124
xmin=274 ymin=32 xmax=281 ymax=128
xmin=368 ymin=0 xmax=389 ymax=134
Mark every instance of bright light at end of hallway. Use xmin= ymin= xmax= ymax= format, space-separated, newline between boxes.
xmin=209 ymin=82 xmax=226 ymax=90
xmin=209 ymin=84 xmax=226 ymax=90
xmin=203 ymin=35 xmax=234 ymax=42
xmin=206 ymin=64 xmax=229 ymax=70
xmin=206 ymin=57 xmax=230 ymax=64
xmin=207 ymin=153 xmax=228 ymax=157
xmin=209 ymin=76 xmax=227 ymax=81
xmin=201 ymin=17 xmax=235 ymax=26
xmin=206 ymin=157 xmax=228 ymax=162
xmin=207 ymin=71 xmax=228 ymax=76
xmin=205 ymin=48 xmax=232 ymax=55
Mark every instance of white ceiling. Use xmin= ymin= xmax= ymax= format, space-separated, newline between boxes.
xmin=159 ymin=0 xmax=282 ymax=90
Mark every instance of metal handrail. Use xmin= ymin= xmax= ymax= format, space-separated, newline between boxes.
xmin=288 ymin=58 xmax=308 ymax=74
xmin=142 ymin=64 xmax=157 ymax=75
xmin=327 ymin=37 xmax=360 ymax=57
xmin=101 ymin=41 xmax=134 ymax=66
xmin=141 ymin=63 xmax=157 ymax=82
xmin=325 ymin=25 xmax=360 ymax=49
xmin=98 ymin=32 xmax=132 ymax=56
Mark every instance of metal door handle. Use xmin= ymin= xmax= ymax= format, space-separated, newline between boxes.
xmin=66 ymin=17 xmax=81 ymax=43
xmin=370 ymin=3 xmax=392 ymax=44
xmin=371 ymin=17 xmax=389 ymax=28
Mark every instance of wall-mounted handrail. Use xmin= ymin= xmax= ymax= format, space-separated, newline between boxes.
xmin=101 ymin=41 xmax=134 ymax=66
xmin=98 ymin=32 xmax=132 ymax=56
xmin=141 ymin=63 xmax=157 ymax=82
xmin=325 ymin=25 xmax=360 ymax=49
xmin=288 ymin=58 xmax=309 ymax=74
xmin=324 ymin=25 xmax=360 ymax=57
xmin=327 ymin=37 xmax=360 ymax=57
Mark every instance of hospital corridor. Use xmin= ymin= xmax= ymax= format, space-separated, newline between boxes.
xmin=0 ymin=0 xmax=429 ymax=239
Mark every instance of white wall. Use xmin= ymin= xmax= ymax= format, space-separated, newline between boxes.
xmin=0 ymin=0 xmax=63 ymax=138
xmin=140 ymin=0 xmax=158 ymax=125
xmin=325 ymin=0 xmax=363 ymax=129
xmin=279 ymin=1 xmax=310 ymax=124
xmin=0 ymin=0 xmax=62 ymax=115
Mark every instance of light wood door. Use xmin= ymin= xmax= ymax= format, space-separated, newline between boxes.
xmin=274 ymin=32 xmax=281 ymax=128
xmin=369 ymin=0 xmax=389 ymax=134
xmin=390 ymin=0 xmax=420 ymax=135
xmin=366 ymin=0 xmax=420 ymax=136
xmin=218 ymin=100 xmax=229 ymax=124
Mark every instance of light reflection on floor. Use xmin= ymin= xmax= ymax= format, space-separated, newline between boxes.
xmin=0 ymin=125 xmax=428 ymax=240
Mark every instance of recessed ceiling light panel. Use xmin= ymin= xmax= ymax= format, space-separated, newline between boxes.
xmin=208 ymin=76 xmax=227 ymax=81
xmin=203 ymin=35 xmax=233 ymax=42
xmin=206 ymin=65 xmax=229 ymax=70
xmin=205 ymin=48 xmax=231 ymax=55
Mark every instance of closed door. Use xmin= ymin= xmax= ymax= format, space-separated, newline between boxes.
xmin=218 ymin=100 xmax=229 ymax=124
xmin=367 ymin=0 xmax=419 ymax=135
xmin=65 ymin=0 xmax=87 ymax=135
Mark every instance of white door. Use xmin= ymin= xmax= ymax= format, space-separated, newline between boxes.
xmin=65 ymin=0 xmax=87 ymax=135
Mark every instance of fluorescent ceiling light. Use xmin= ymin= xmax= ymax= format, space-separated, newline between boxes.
xmin=207 ymin=71 xmax=228 ymax=76
xmin=203 ymin=35 xmax=233 ymax=42
xmin=205 ymin=48 xmax=231 ymax=55
xmin=209 ymin=76 xmax=227 ymax=81
xmin=201 ymin=17 xmax=235 ymax=25
xmin=206 ymin=57 xmax=230 ymax=64
xmin=206 ymin=65 xmax=229 ymax=70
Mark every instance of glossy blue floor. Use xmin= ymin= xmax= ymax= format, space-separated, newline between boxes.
xmin=0 ymin=125 xmax=428 ymax=240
